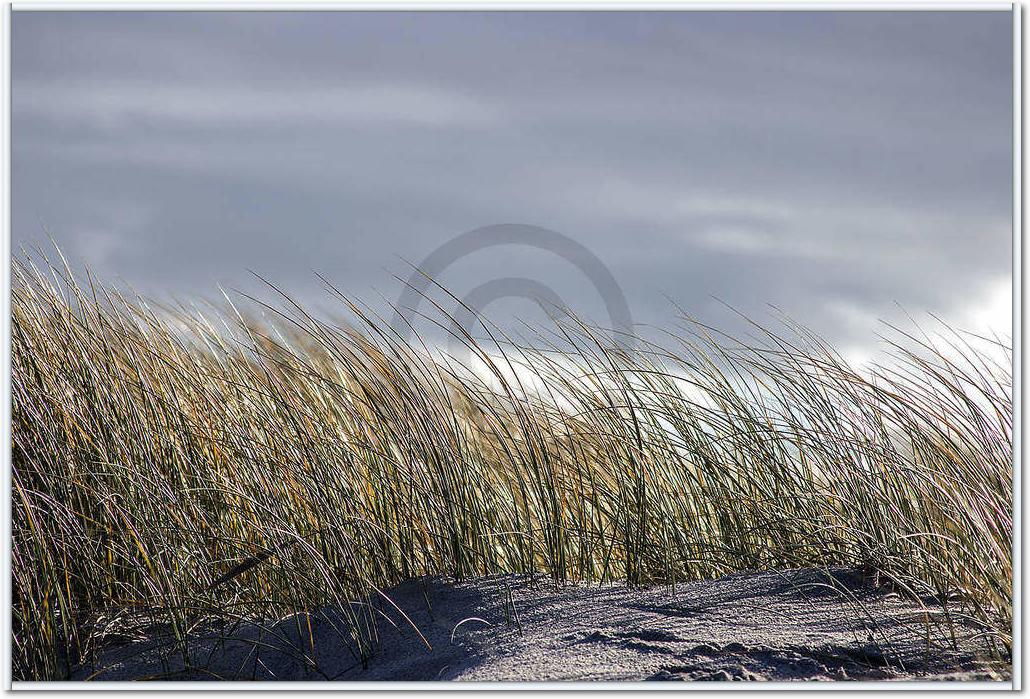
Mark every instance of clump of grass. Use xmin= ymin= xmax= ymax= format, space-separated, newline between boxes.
xmin=11 ymin=252 xmax=1012 ymax=680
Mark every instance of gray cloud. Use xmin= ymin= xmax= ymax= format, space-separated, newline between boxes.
xmin=12 ymin=10 xmax=1013 ymax=354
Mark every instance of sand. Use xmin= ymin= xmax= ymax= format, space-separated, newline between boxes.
xmin=68 ymin=567 xmax=1009 ymax=683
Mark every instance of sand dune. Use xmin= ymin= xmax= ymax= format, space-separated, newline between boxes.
xmin=70 ymin=567 xmax=1009 ymax=683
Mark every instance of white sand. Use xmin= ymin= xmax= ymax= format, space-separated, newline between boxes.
xmin=71 ymin=567 xmax=1009 ymax=682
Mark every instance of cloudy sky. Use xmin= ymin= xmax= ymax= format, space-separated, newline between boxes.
xmin=12 ymin=10 xmax=1013 ymax=356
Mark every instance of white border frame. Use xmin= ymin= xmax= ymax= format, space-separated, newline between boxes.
xmin=6 ymin=2 xmax=1019 ymax=9
xmin=1 ymin=1 xmax=1020 ymax=693
xmin=1 ymin=0 xmax=10 ymax=692
xmin=1013 ymin=1 xmax=1023 ymax=693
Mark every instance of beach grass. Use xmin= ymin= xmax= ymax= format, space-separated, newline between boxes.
xmin=10 ymin=252 xmax=1012 ymax=680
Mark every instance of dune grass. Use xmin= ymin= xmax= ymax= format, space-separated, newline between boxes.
xmin=11 ymin=253 xmax=1013 ymax=680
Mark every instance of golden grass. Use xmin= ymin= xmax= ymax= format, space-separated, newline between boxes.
xmin=11 ymin=252 xmax=1012 ymax=679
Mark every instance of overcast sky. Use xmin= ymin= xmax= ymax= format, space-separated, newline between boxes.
xmin=12 ymin=10 xmax=1013 ymax=356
